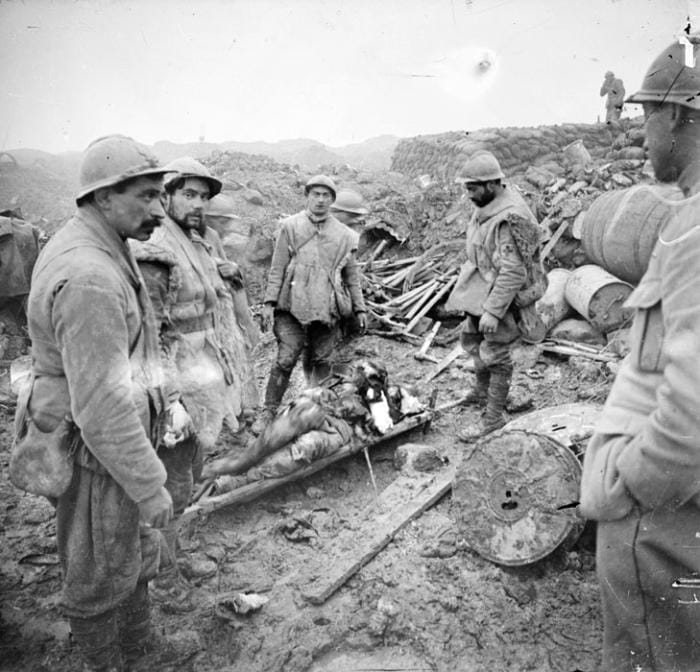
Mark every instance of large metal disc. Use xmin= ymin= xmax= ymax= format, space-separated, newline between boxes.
xmin=452 ymin=429 xmax=583 ymax=566
xmin=503 ymin=402 xmax=602 ymax=457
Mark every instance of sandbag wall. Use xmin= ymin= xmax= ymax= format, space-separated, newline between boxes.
xmin=391 ymin=120 xmax=645 ymax=183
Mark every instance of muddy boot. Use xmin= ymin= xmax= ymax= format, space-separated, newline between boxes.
xmin=458 ymin=365 xmax=511 ymax=443
xmin=149 ymin=524 xmax=195 ymax=615
xmin=150 ymin=567 xmax=196 ymax=615
xmin=308 ymin=359 xmax=331 ymax=387
xmin=461 ymin=366 xmax=490 ymax=407
xmin=251 ymin=364 xmax=291 ymax=435
xmin=119 ymin=582 xmax=202 ymax=672
xmin=119 ymin=581 xmax=151 ymax=669
xmin=70 ymin=609 xmax=123 ymax=671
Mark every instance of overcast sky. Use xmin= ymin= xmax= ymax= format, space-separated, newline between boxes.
xmin=0 ymin=0 xmax=694 ymax=154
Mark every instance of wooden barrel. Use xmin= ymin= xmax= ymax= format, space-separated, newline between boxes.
xmin=565 ymin=265 xmax=633 ymax=332
xmin=581 ymin=184 xmax=683 ymax=283
xmin=453 ymin=429 xmax=583 ymax=566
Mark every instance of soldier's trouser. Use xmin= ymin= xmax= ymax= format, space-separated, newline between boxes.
xmin=265 ymin=311 xmax=339 ymax=410
xmin=156 ymin=436 xmax=201 ymax=567
xmin=69 ymin=608 xmax=123 ymax=671
xmin=58 ymin=459 xmax=162 ymax=671
xmin=460 ymin=312 xmax=517 ymax=425
xmin=57 ymin=463 xmax=161 ymax=619
xmin=459 ymin=310 xmax=519 ymax=370
xmin=597 ymin=504 xmax=700 ymax=671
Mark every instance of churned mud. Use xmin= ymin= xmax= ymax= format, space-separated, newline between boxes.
xmin=0 ymin=333 xmax=605 ymax=672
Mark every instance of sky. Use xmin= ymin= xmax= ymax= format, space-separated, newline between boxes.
xmin=0 ymin=0 xmax=696 ymax=154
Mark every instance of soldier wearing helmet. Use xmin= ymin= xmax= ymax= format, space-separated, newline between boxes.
xmin=580 ymin=37 xmax=700 ymax=670
xmin=599 ymin=70 xmax=626 ymax=124
xmin=18 ymin=135 xmax=175 ymax=669
xmin=130 ymin=157 xmax=249 ymax=610
xmin=446 ymin=150 xmax=545 ymax=442
xmin=330 ymin=188 xmax=369 ymax=228
xmin=256 ymin=174 xmax=367 ymax=432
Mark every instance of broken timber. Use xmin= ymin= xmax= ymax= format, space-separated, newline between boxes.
xmin=300 ymin=465 xmax=455 ymax=605
xmin=180 ymin=410 xmax=433 ymax=524
xmin=420 ymin=343 xmax=471 ymax=384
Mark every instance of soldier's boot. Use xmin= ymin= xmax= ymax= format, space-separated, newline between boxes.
xmin=251 ymin=364 xmax=291 ymax=435
xmin=461 ymin=366 xmax=490 ymax=407
xmin=458 ymin=365 xmax=511 ymax=443
xmin=149 ymin=524 xmax=195 ymax=615
xmin=70 ymin=609 xmax=123 ymax=672
xmin=119 ymin=582 xmax=201 ymax=672
xmin=308 ymin=359 xmax=332 ymax=387
xmin=119 ymin=582 xmax=151 ymax=670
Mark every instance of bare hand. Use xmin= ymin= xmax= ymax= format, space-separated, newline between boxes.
xmin=261 ymin=303 xmax=275 ymax=332
xmin=356 ymin=311 xmax=367 ymax=334
xmin=137 ymin=486 xmax=173 ymax=528
xmin=217 ymin=260 xmax=244 ymax=289
xmin=162 ymin=399 xmax=193 ymax=448
xmin=478 ymin=312 xmax=499 ymax=334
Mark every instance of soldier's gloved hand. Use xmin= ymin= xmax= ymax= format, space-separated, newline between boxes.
xmin=217 ymin=260 xmax=244 ymax=290
xmin=478 ymin=311 xmax=499 ymax=334
xmin=138 ymin=486 xmax=173 ymax=528
xmin=261 ymin=302 xmax=275 ymax=332
xmin=162 ymin=399 xmax=193 ymax=448
xmin=356 ymin=311 xmax=367 ymax=334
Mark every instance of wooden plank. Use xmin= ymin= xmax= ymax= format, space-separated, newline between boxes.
xmin=403 ymin=276 xmax=457 ymax=333
xmin=403 ymin=279 xmax=440 ymax=320
xmin=300 ymin=467 xmax=456 ymax=605
xmin=420 ymin=343 xmax=470 ymax=384
xmin=540 ymin=342 xmax=617 ymax=362
xmin=540 ymin=218 xmax=570 ymax=262
xmin=180 ymin=411 xmax=433 ymax=524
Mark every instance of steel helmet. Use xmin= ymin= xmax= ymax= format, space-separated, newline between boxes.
xmin=206 ymin=193 xmax=237 ymax=219
xmin=626 ymin=38 xmax=700 ymax=110
xmin=330 ymin=189 xmax=369 ymax=215
xmin=163 ymin=156 xmax=222 ymax=197
xmin=455 ymin=151 xmax=505 ymax=184
xmin=77 ymin=134 xmax=170 ymax=203
xmin=304 ymin=174 xmax=337 ymax=200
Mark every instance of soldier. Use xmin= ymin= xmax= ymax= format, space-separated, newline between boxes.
xmin=446 ymin=151 xmax=545 ymax=442
xmin=130 ymin=157 xmax=247 ymax=607
xmin=600 ymin=70 xmax=626 ymax=124
xmin=330 ymin=188 xmax=369 ymax=229
xmin=580 ymin=38 xmax=700 ymax=670
xmin=21 ymin=135 xmax=174 ymax=670
xmin=256 ymin=175 xmax=367 ymax=431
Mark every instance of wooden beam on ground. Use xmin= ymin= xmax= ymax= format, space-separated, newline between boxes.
xmin=420 ymin=343 xmax=469 ymax=384
xmin=180 ymin=411 xmax=433 ymax=525
xmin=300 ymin=466 xmax=456 ymax=605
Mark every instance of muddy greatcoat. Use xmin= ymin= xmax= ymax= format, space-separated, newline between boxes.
xmin=580 ymin=169 xmax=700 ymax=670
xmin=26 ymin=204 xmax=168 ymax=618
xmin=264 ymin=210 xmax=366 ymax=325
xmin=446 ymin=186 xmax=538 ymax=365
xmin=131 ymin=216 xmax=245 ymax=454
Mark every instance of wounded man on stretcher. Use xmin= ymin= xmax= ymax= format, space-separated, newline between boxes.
xmin=201 ymin=360 xmax=425 ymax=493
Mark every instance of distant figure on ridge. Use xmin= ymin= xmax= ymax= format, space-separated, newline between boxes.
xmin=600 ymin=70 xmax=625 ymax=123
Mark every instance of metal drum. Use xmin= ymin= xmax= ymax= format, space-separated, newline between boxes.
xmin=452 ymin=429 xmax=584 ymax=566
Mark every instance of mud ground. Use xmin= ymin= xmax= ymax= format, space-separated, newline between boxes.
xmin=0 ymin=332 xmax=607 ymax=672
